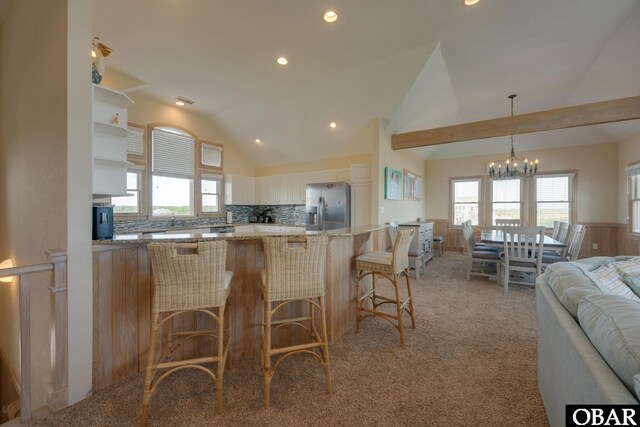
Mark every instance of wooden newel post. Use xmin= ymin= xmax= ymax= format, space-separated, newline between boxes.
xmin=47 ymin=250 xmax=68 ymax=412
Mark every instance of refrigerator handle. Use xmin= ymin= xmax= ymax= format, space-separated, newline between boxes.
xmin=318 ymin=197 xmax=325 ymax=230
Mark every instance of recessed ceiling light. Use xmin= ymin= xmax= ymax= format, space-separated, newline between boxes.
xmin=464 ymin=0 xmax=480 ymax=5
xmin=255 ymin=138 xmax=262 ymax=144
xmin=323 ymin=10 xmax=338 ymax=23
xmin=329 ymin=122 xmax=337 ymax=128
xmin=277 ymin=57 xmax=288 ymax=65
xmin=175 ymin=100 xmax=185 ymax=106
xmin=91 ymin=50 xmax=97 ymax=58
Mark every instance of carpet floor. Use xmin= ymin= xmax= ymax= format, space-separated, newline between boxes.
xmin=39 ymin=254 xmax=548 ymax=426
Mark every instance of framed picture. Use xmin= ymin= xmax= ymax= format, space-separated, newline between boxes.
xmin=404 ymin=170 xmax=415 ymax=200
xmin=414 ymin=177 xmax=423 ymax=201
xmin=403 ymin=169 xmax=422 ymax=201
xmin=384 ymin=167 xmax=403 ymax=200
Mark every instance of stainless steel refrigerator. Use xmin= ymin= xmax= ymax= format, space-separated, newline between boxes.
xmin=306 ymin=182 xmax=351 ymax=231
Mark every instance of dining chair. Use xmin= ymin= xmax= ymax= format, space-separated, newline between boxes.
xmin=462 ymin=220 xmax=501 ymax=281
xmin=260 ymin=235 xmax=331 ymax=409
xmin=355 ymin=228 xmax=416 ymax=347
xmin=494 ymin=219 xmax=521 ymax=230
xmin=542 ymin=224 xmax=586 ymax=269
xmin=500 ymin=226 xmax=545 ymax=293
xmin=542 ymin=221 xmax=571 ymax=256
xmin=142 ymin=241 xmax=233 ymax=425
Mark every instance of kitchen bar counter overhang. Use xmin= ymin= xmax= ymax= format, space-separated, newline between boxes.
xmin=90 ymin=224 xmax=387 ymax=392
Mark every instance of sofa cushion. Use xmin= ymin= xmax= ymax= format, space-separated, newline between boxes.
xmin=578 ymin=294 xmax=640 ymax=397
xmin=542 ymin=261 xmax=603 ymax=320
xmin=624 ymin=276 xmax=640 ymax=298
xmin=588 ymin=265 xmax=640 ymax=303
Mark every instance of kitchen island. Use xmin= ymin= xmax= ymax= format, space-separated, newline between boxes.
xmin=91 ymin=225 xmax=387 ymax=392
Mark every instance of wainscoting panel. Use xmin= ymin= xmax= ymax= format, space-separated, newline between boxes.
xmin=428 ymin=219 xmax=635 ymax=258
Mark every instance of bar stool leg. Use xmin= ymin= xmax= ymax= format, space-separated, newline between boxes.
xmin=393 ymin=276 xmax=405 ymax=347
xmin=141 ymin=312 xmax=160 ymax=427
xmin=405 ymin=270 xmax=416 ymax=329
xmin=318 ymin=296 xmax=332 ymax=394
xmin=355 ymin=269 xmax=361 ymax=335
xmin=264 ymin=300 xmax=273 ymax=409
xmin=216 ymin=305 xmax=225 ymax=415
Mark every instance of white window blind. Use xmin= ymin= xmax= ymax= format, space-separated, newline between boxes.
xmin=452 ymin=179 xmax=480 ymax=225
xmin=202 ymin=144 xmax=222 ymax=168
xmin=492 ymin=179 xmax=521 ymax=224
xmin=152 ymin=128 xmax=195 ymax=178
xmin=535 ymin=175 xmax=571 ymax=227
xmin=127 ymin=126 xmax=144 ymax=156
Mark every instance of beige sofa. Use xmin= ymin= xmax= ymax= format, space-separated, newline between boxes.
xmin=536 ymin=257 xmax=640 ymax=427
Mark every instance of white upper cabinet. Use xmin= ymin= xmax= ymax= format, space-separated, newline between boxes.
xmin=92 ymin=85 xmax=134 ymax=197
xmin=290 ymin=171 xmax=319 ymax=204
xmin=276 ymin=175 xmax=291 ymax=204
xmin=224 ymin=174 xmax=255 ymax=205
xmin=350 ymin=163 xmax=370 ymax=183
xmin=318 ymin=169 xmax=337 ymax=183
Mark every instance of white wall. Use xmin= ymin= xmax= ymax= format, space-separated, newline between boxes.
xmin=424 ymin=141 xmax=620 ymax=224
xmin=0 ymin=0 xmax=68 ymax=409
xmin=376 ymin=120 xmax=426 ymax=224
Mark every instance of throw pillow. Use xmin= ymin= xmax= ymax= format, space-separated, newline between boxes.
xmin=610 ymin=256 xmax=640 ymax=277
xmin=588 ymin=265 xmax=640 ymax=303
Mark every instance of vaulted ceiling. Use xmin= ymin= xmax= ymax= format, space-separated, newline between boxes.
xmin=93 ymin=0 xmax=640 ymax=166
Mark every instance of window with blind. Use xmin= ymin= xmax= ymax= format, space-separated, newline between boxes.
xmin=491 ymin=179 xmax=521 ymax=225
xmin=451 ymin=178 xmax=481 ymax=225
xmin=113 ymin=168 xmax=143 ymax=214
xmin=201 ymin=143 xmax=222 ymax=169
xmin=151 ymin=127 xmax=195 ymax=216
xmin=628 ymin=165 xmax=640 ymax=234
xmin=535 ymin=175 xmax=573 ymax=227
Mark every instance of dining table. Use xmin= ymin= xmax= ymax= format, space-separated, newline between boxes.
xmin=480 ymin=229 xmax=566 ymax=249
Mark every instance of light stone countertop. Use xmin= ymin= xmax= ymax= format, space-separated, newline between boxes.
xmin=94 ymin=224 xmax=389 ymax=245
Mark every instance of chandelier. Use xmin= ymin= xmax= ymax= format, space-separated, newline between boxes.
xmin=488 ymin=94 xmax=539 ymax=180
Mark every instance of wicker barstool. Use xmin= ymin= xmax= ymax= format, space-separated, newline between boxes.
xmin=141 ymin=241 xmax=233 ymax=425
xmin=260 ymin=235 xmax=331 ymax=409
xmin=355 ymin=227 xmax=416 ymax=347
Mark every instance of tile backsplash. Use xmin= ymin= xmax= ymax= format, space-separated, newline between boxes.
xmin=114 ymin=204 xmax=307 ymax=234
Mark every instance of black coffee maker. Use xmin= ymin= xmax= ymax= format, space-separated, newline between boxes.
xmin=92 ymin=205 xmax=114 ymax=239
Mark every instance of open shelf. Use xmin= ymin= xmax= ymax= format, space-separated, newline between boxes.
xmin=94 ymin=158 xmax=134 ymax=168
xmin=93 ymin=84 xmax=134 ymax=108
xmin=94 ymin=121 xmax=134 ymax=137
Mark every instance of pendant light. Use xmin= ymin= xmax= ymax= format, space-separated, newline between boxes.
xmin=488 ymin=94 xmax=539 ymax=180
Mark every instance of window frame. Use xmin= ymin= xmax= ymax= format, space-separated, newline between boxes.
xmin=197 ymin=140 xmax=225 ymax=217
xmin=531 ymin=171 xmax=576 ymax=228
xmin=149 ymin=124 xmax=198 ymax=219
xmin=449 ymin=176 xmax=483 ymax=227
xmin=489 ymin=178 xmax=524 ymax=227
xmin=199 ymin=173 xmax=224 ymax=215
xmin=627 ymin=162 xmax=640 ymax=235
xmin=113 ymin=122 xmax=148 ymax=220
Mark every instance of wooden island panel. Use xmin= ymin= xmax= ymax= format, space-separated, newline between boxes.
xmin=91 ymin=232 xmax=376 ymax=392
